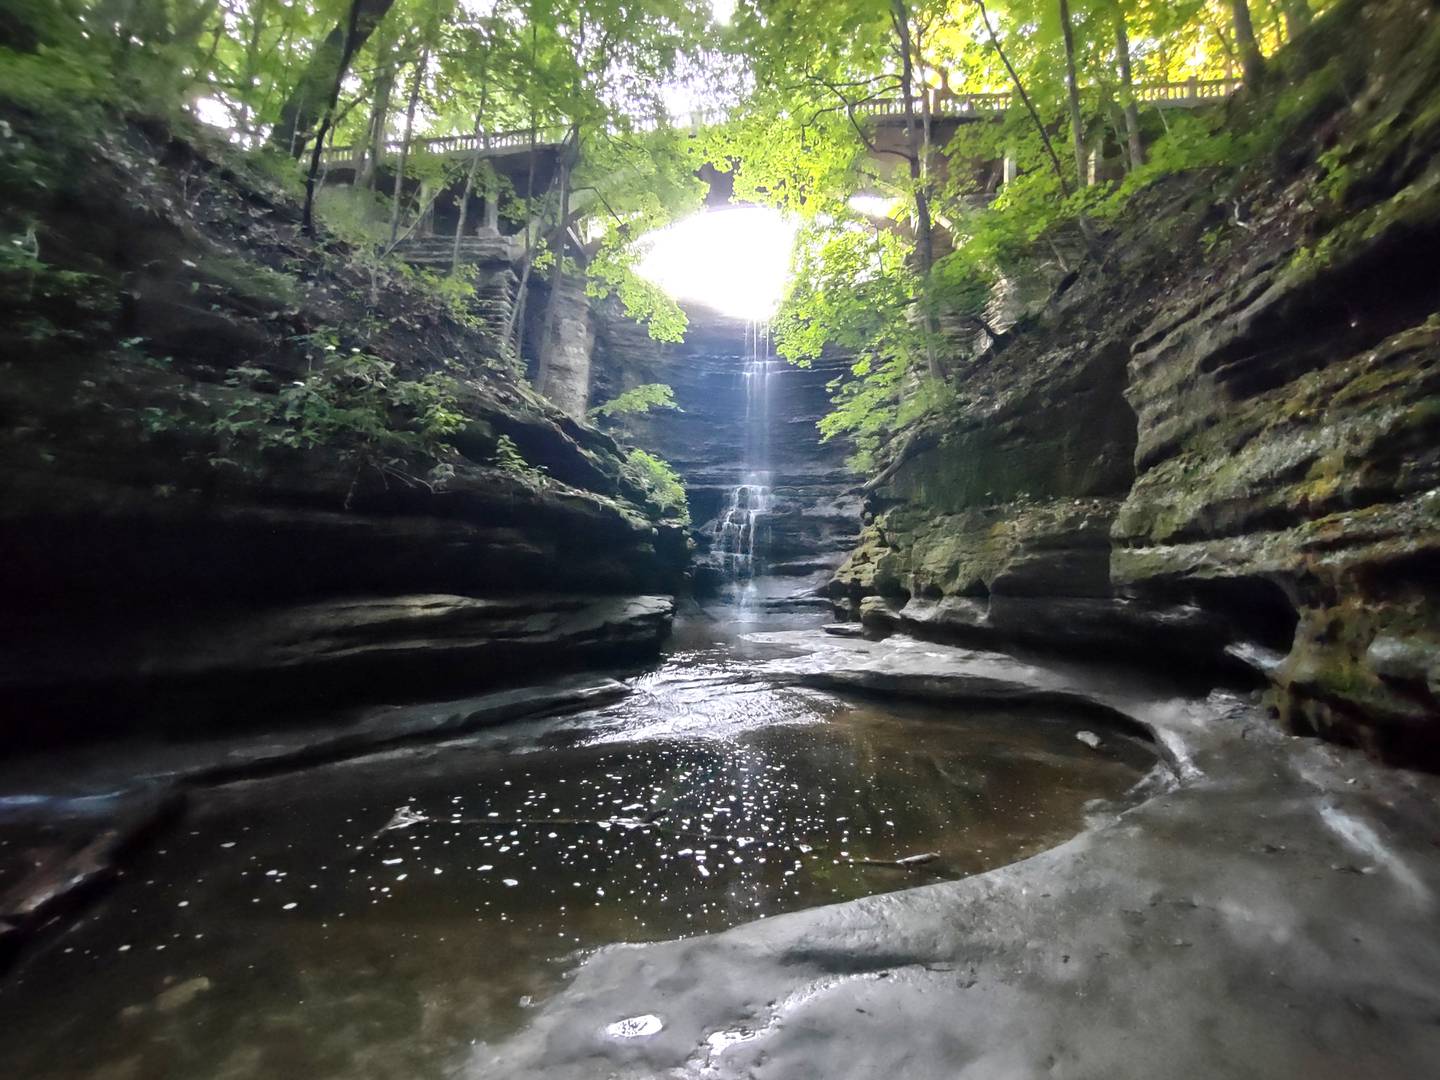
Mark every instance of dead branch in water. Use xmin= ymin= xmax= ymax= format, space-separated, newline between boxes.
xmin=851 ymin=851 xmax=940 ymax=868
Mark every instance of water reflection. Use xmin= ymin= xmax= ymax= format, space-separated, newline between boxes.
xmin=0 ymin=620 xmax=1154 ymax=1080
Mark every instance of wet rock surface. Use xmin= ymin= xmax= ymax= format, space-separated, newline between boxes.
xmin=0 ymin=675 xmax=634 ymax=970
xmin=0 ymin=617 xmax=1151 ymax=1079
xmin=478 ymin=628 xmax=1440 ymax=1079
xmin=5 ymin=623 xmax=1439 ymax=1080
xmin=2 ymin=595 xmax=673 ymax=739
xmin=0 ymin=788 xmax=184 ymax=968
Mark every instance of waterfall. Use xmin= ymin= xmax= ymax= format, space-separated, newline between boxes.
xmin=717 ymin=320 xmax=775 ymax=607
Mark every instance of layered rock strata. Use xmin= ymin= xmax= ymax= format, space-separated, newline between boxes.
xmin=0 ymin=117 xmax=683 ymax=740
xmin=832 ymin=0 xmax=1440 ymax=764
xmin=592 ymin=304 xmax=862 ymax=601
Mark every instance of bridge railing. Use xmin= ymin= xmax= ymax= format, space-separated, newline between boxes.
xmin=320 ymin=125 xmax=569 ymax=168
xmin=855 ymin=90 xmax=1014 ymax=118
xmin=318 ymin=110 xmax=728 ymax=169
xmin=857 ymin=78 xmax=1240 ymax=120
xmin=1133 ymin=77 xmax=1243 ymax=104
xmin=320 ymin=80 xmax=1242 ymax=169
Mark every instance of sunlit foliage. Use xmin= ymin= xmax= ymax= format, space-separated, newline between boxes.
xmin=1 ymin=0 xmax=1338 ymax=454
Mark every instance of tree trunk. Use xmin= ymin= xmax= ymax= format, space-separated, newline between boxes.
xmin=1113 ymin=3 xmax=1144 ymax=170
xmin=452 ymin=96 xmax=490 ymax=275
xmin=1283 ymin=0 xmax=1311 ymax=37
xmin=890 ymin=1 xmax=932 ymax=282
xmin=387 ymin=48 xmax=428 ymax=248
xmin=177 ymin=0 xmax=224 ymax=59
xmin=358 ymin=26 xmax=397 ymax=189
xmin=891 ymin=0 xmax=942 ymax=383
xmin=505 ymin=122 xmax=541 ymax=361
xmin=301 ymin=0 xmax=366 ymax=234
xmin=1059 ymin=0 xmax=1088 ymax=188
xmin=236 ymin=0 xmax=268 ymax=144
xmin=974 ymin=0 xmax=1071 ymax=196
xmin=1231 ymin=0 xmax=1266 ymax=88
xmin=507 ymin=28 xmax=544 ymax=363
xmin=271 ymin=0 xmax=396 ymax=157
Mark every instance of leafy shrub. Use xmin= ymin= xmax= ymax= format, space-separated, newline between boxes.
xmin=314 ymin=185 xmax=392 ymax=251
xmin=490 ymin=433 xmax=549 ymax=485
xmin=0 ymin=234 xmax=115 ymax=345
xmin=196 ymin=334 xmax=467 ymax=492
xmin=404 ymin=265 xmax=485 ymax=329
xmin=622 ymin=448 xmax=689 ymax=524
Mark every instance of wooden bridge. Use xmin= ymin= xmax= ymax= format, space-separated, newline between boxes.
xmin=320 ymin=79 xmax=1241 ymax=173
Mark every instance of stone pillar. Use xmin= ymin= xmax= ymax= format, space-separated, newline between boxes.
xmin=538 ymin=274 xmax=595 ymax=416
xmin=481 ymin=163 xmax=500 ymax=235
xmin=1002 ymin=154 xmax=1017 ymax=186
xmin=416 ymin=180 xmax=432 ymax=235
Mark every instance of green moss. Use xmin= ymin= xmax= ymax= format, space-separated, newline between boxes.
xmin=1267 ymin=58 xmax=1353 ymax=144
xmin=1306 ymin=657 xmax=1385 ymax=701
xmin=1403 ymin=396 xmax=1440 ymax=425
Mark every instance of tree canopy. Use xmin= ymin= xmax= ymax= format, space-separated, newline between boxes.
xmin=2 ymin=0 xmax=1334 ymax=455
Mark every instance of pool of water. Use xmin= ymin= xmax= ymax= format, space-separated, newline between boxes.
xmin=0 ymin=611 xmax=1157 ymax=1079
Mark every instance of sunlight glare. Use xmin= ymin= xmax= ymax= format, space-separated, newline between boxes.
xmin=847 ymin=194 xmax=899 ymax=219
xmin=636 ymin=207 xmax=799 ymax=322
xmin=191 ymin=95 xmax=233 ymax=131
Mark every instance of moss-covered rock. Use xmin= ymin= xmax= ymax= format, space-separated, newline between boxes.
xmin=832 ymin=0 xmax=1440 ymax=765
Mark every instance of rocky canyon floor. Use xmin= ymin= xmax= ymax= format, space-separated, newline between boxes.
xmin=2 ymin=606 xmax=1439 ymax=1079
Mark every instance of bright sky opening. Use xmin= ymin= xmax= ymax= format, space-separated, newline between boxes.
xmin=636 ymin=207 xmax=799 ymax=322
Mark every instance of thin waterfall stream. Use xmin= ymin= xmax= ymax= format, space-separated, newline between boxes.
xmin=716 ymin=320 xmax=776 ymax=612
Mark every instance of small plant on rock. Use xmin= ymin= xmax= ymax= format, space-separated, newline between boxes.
xmin=622 ymin=448 xmax=689 ymax=525
xmin=588 ymin=383 xmax=680 ymax=420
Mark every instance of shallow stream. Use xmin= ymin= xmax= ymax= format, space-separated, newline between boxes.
xmin=0 ymin=611 xmax=1155 ymax=1079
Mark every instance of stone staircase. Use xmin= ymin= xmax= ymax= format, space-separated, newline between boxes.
xmin=392 ymin=234 xmax=525 ymax=362
xmin=471 ymin=266 xmax=521 ymax=361
xmin=391 ymin=233 xmax=525 ymax=269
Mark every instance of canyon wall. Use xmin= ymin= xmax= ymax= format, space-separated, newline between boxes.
xmin=832 ymin=0 xmax=1440 ymax=766
xmin=0 ymin=119 xmax=684 ymax=742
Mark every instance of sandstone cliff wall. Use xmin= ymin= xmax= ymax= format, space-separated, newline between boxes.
xmin=833 ymin=0 xmax=1440 ymax=766
xmin=0 ymin=116 xmax=684 ymax=740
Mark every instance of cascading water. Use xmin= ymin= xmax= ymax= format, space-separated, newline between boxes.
xmin=716 ymin=320 xmax=776 ymax=613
